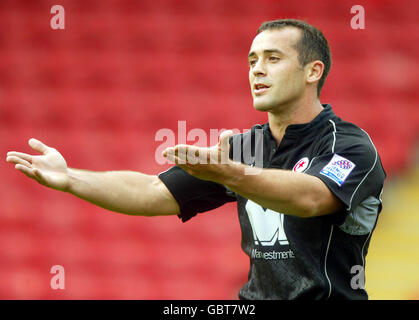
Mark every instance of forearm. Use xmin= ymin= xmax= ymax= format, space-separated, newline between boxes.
xmin=220 ymin=164 xmax=340 ymax=218
xmin=66 ymin=168 xmax=179 ymax=216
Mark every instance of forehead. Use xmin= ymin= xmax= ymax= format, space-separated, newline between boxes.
xmin=249 ymin=27 xmax=301 ymax=55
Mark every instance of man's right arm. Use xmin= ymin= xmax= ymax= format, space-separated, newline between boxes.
xmin=6 ymin=138 xmax=180 ymax=217
xmin=67 ymin=168 xmax=180 ymax=216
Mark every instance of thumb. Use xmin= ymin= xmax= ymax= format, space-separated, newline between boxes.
xmin=219 ymin=130 xmax=235 ymax=165
xmin=28 ymin=138 xmax=51 ymax=154
xmin=219 ymin=130 xmax=234 ymax=149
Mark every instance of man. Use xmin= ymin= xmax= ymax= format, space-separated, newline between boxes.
xmin=6 ymin=19 xmax=385 ymax=299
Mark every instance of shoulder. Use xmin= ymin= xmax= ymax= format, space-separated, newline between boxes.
xmin=311 ymin=117 xmax=385 ymax=182
xmin=317 ymin=117 xmax=378 ymax=160
xmin=333 ymin=119 xmax=378 ymax=160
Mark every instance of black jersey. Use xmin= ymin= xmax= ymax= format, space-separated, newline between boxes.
xmin=158 ymin=104 xmax=386 ymax=300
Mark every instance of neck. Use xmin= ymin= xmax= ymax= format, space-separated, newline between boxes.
xmin=267 ymin=97 xmax=324 ymax=145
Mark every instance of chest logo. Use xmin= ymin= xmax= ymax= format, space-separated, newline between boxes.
xmin=245 ymin=200 xmax=289 ymax=246
xmin=293 ymin=157 xmax=309 ymax=173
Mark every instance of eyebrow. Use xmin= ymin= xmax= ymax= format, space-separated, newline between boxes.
xmin=248 ymin=49 xmax=285 ymax=59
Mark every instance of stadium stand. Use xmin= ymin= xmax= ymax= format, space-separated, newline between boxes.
xmin=0 ymin=0 xmax=418 ymax=299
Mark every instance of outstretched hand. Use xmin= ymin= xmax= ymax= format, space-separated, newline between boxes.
xmin=162 ymin=130 xmax=237 ymax=183
xmin=6 ymin=138 xmax=70 ymax=191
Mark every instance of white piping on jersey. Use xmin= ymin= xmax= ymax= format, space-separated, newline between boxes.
xmin=328 ymin=119 xmax=337 ymax=153
xmin=324 ymin=225 xmax=334 ymax=300
xmin=305 ymin=156 xmax=317 ymax=172
xmin=361 ymin=231 xmax=371 ymax=268
xmin=359 ymin=187 xmax=382 ymax=296
xmin=294 ymin=119 xmax=336 ymax=173
xmin=323 ymin=121 xmax=336 ymax=300
xmin=360 ymin=230 xmax=372 ymax=296
xmin=379 ymin=187 xmax=384 ymax=205
xmin=348 ymin=129 xmax=379 ymax=212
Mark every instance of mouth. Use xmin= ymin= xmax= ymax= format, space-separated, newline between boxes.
xmin=253 ymin=83 xmax=271 ymax=95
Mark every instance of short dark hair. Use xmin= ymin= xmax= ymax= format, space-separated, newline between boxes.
xmin=257 ymin=19 xmax=331 ymax=96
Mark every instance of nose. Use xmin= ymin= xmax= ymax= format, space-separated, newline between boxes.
xmin=252 ymin=59 xmax=266 ymax=77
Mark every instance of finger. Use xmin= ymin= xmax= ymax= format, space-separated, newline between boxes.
xmin=165 ymin=146 xmax=200 ymax=166
xmin=6 ymin=152 xmax=33 ymax=163
xmin=28 ymin=138 xmax=51 ymax=154
xmin=184 ymin=145 xmax=200 ymax=165
xmin=33 ymin=168 xmax=47 ymax=184
xmin=174 ymin=145 xmax=188 ymax=164
xmin=6 ymin=155 xmax=32 ymax=168
xmin=15 ymin=164 xmax=36 ymax=180
xmin=162 ymin=147 xmax=175 ymax=158
xmin=164 ymin=145 xmax=195 ymax=161
xmin=219 ymin=130 xmax=234 ymax=164
xmin=164 ymin=151 xmax=182 ymax=165
xmin=191 ymin=146 xmax=210 ymax=164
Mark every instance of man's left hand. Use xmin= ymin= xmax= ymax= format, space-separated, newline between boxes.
xmin=162 ymin=130 xmax=236 ymax=183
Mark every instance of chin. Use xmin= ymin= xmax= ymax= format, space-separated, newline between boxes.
xmin=253 ymin=98 xmax=275 ymax=112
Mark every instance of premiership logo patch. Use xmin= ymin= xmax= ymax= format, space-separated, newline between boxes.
xmin=320 ymin=154 xmax=356 ymax=186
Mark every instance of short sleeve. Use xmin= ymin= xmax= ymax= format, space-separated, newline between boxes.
xmin=304 ymin=137 xmax=385 ymax=219
xmin=158 ymin=166 xmax=237 ymax=222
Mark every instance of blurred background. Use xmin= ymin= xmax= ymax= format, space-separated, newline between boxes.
xmin=0 ymin=0 xmax=418 ymax=299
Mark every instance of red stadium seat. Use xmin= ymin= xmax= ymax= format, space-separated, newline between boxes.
xmin=0 ymin=0 xmax=417 ymax=299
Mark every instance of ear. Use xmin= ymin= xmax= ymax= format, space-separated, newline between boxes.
xmin=306 ymin=60 xmax=324 ymax=85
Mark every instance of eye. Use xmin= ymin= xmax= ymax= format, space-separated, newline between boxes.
xmin=268 ymin=56 xmax=280 ymax=62
xmin=249 ymin=59 xmax=257 ymax=67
